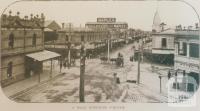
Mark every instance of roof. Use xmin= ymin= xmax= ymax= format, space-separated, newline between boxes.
xmin=59 ymin=27 xmax=108 ymax=32
xmin=44 ymin=28 xmax=53 ymax=32
xmin=152 ymin=10 xmax=161 ymax=32
xmin=85 ymin=22 xmax=128 ymax=25
xmin=26 ymin=50 xmax=60 ymax=61
xmin=44 ymin=20 xmax=61 ymax=30
xmin=175 ymin=29 xmax=199 ymax=36
xmin=153 ymin=28 xmax=175 ymax=35
xmin=44 ymin=20 xmax=54 ymax=27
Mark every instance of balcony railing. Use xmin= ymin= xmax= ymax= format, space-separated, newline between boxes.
xmin=175 ymin=55 xmax=199 ymax=65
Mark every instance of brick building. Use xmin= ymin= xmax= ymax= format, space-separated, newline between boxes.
xmin=0 ymin=11 xmax=60 ymax=87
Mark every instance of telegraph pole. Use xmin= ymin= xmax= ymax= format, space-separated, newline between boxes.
xmin=68 ymin=23 xmax=72 ymax=69
xmin=137 ymin=50 xmax=141 ymax=84
xmin=79 ymin=35 xmax=85 ymax=102
xmin=107 ymin=31 xmax=111 ymax=62
xmin=108 ymin=39 xmax=110 ymax=62
xmin=137 ymin=33 xmax=144 ymax=84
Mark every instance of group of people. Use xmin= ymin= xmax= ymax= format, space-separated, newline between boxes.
xmin=59 ymin=58 xmax=76 ymax=70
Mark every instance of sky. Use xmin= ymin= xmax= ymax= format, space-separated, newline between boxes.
xmin=0 ymin=0 xmax=199 ymax=31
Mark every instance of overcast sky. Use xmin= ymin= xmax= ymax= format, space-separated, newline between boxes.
xmin=0 ymin=0 xmax=199 ymax=31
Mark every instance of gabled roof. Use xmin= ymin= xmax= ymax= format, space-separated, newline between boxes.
xmin=44 ymin=20 xmax=61 ymax=31
xmin=44 ymin=20 xmax=54 ymax=27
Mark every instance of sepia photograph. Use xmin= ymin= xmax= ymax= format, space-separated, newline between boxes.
xmin=0 ymin=0 xmax=200 ymax=109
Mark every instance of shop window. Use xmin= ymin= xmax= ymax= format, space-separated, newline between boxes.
xmin=8 ymin=33 xmax=14 ymax=48
xmin=161 ymin=38 xmax=167 ymax=48
xmin=189 ymin=43 xmax=199 ymax=58
xmin=7 ymin=61 xmax=13 ymax=78
xmin=32 ymin=33 xmax=37 ymax=46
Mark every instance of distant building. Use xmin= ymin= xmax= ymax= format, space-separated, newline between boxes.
xmin=85 ymin=17 xmax=128 ymax=40
xmin=57 ymin=26 xmax=109 ymax=44
xmin=45 ymin=25 xmax=110 ymax=58
xmin=44 ymin=20 xmax=61 ymax=42
xmin=0 ymin=12 xmax=60 ymax=87
xmin=174 ymin=26 xmax=200 ymax=85
xmin=85 ymin=17 xmax=128 ymax=30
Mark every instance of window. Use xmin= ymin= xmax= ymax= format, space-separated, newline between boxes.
xmin=7 ymin=61 xmax=13 ymax=78
xmin=81 ymin=35 xmax=84 ymax=42
xmin=161 ymin=38 xmax=167 ymax=48
xmin=189 ymin=43 xmax=199 ymax=58
xmin=65 ymin=35 xmax=69 ymax=41
xmin=32 ymin=33 xmax=36 ymax=46
xmin=8 ymin=33 xmax=14 ymax=48
xmin=178 ymin=42 xmax=187 ymax=56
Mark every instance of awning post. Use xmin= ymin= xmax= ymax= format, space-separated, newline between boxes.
xmin=50 ymin=59 xmax=53 ymax=79
xmin=38 ymin=72 xmax=40 ymax=83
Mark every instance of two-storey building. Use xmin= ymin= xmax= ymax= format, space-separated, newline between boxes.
xmin=1 ymin=12 xmax=60 ymax=87
xmin=174 ymin=26 xmax=200 ymax=85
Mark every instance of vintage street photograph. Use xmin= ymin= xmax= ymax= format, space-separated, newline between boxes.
xmin=0 ymin=0 xmax=200 ymax=104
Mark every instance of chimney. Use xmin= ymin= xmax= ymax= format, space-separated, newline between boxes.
xmin=62 ymin=23 xmax=65 ymax=29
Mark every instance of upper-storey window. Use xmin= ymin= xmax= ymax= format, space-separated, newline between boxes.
xmin=32 ymin=33 xmax=37 ymax=46
xmin=161 ymin=38 xmax=167 ymax=48
xmin=8 ymin=33 xmax=14 ymax=48
xmin=65 ymin=35 xmax=69 ymax=41
xmin=189 ymin=43 xmax=199 ymax=58
xmin=178 ymin=42 xmax=187 ymax=56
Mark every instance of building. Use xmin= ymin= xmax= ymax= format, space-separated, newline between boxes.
xmin=150 ymin=10 xmax=175 ymax=65
xmin=85 ymin=17 xmax=128 ymax=31
xmin=85 ymin=17 xmax=128 ymax=40
xmin=151 ymin=29 xmax=175 ymax=64
xmin=45 ymin=24 xmax=110 ymax=59
xmin=44 ymin=20 xmax=61 ymax=42
xmin=0 ymin=12 xmax=60 ymax=87
xmin=174 ymin=25 xmax=200 ymax=85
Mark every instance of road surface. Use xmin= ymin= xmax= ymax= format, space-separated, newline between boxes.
xmin=12 ymin=43 xmax=169 ymax=103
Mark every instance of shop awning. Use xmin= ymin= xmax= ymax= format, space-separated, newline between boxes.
xmin=26 ymin=50 xmax=61 ymax=61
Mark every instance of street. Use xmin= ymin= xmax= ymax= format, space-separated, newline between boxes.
xmin=12 ymin=43 xmax=169 ymax=103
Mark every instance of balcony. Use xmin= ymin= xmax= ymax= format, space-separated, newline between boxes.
xmin=174 ymin=55 xmax=200 ymax=73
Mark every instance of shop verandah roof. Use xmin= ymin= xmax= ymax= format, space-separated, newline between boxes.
xmin=26 ymin=50 xmax=61 ymax=61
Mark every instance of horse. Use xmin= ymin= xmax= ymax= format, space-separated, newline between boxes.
xmin=110 ymin=58 xmax=117 ymax=64
xmin=100 ymin=56 xmax=108 ymax=63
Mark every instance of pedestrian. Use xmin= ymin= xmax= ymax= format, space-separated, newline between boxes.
xmin=168 ymin=70 xmax=171 ymax=80
xmin=63 ymin=61 xmax=67 ymax=69
xmin=113 ymin=73 xmax=117 ymax=86
xmin=60 ymin=60 xmax=62 ymax=72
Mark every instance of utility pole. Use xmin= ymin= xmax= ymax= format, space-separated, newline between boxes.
xmin=108 ymin=39 xmax=110 ymax=61
xmin=68 ymin=23 xmax=72 ymax=69
xmin=79 ymin=35 xmax=85 ymax=102
xmin=137 ymin=50 xmax=141 ymax=84
xmin=137 ymin=33 xmax=144 ymax=84
xmin=107 ymin=31 xmax=111 ymax=62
